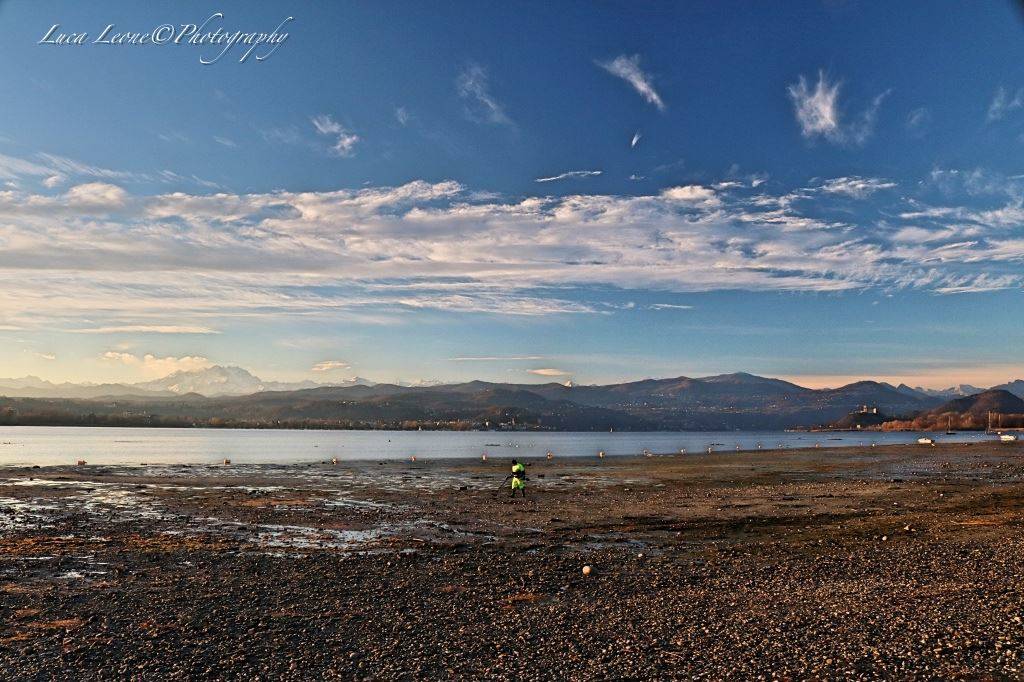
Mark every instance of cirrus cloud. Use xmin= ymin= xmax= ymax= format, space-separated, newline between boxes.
xmin=598 ymin=54 xmax=666 ymax=111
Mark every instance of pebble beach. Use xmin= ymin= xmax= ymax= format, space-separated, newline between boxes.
xmin=2 ymin=442 xmax=1024 ymax=679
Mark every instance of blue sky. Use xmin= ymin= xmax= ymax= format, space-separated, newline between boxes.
xmin=1 ymin=0 xmax=1023 ymax=388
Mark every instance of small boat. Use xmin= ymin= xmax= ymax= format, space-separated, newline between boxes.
xmin=917 ymin=437 xmax=935 ymax=445
xmin=1000 ymin=434 xmax=1019 ymax=443
xmin=945 ymin=417 xmax=956 ymax=435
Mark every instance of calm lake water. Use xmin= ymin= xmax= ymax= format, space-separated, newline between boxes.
xmin=0 ymin=426 xmax=1004 ymax=467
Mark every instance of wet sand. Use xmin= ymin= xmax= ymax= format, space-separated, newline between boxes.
xmin=2 ymin=442 xmax=1024 ymax=679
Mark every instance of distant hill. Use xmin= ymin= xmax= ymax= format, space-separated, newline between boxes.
xmin=933 ymin=390 xmax=1024 ymax=419
xmin=880 ymin=389 xmax=1024 ymax=432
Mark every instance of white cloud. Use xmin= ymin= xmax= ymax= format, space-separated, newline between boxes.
xmin=648 ymin=303 xmax=694 ymax=310
xmin=213 ymin=136 xmax=238 ymax=148
xmin=101 ymin=352 xmax=212 ymax=378
xmin=535 ymin=170 xmax=602 ymax=183
xmin=631 ymin=131 xmax=642 ymax=148
xmin=528 ymin=368 xmax=570 ymax=377
xmin=65 ymin=182 xmax=129 ymax=208
xmin=2 ymin=171 xmax=1024 ymax=338
xmin=311 ymin=114 xmax=360 ymax=157
xmin=598 ymin=55 xmax=665 ymax=111
xmin=395 ymin=107 xmax=410 ymax=126
xmin=987 ymin=86 xmax=1024 ymax=122
xmin=660 ymin=184 xmax=720 ymax=206
xmin=34 ymin=352 xmax=56 ymax=361
xmin=819 ymin=176 xmax=897 ymax=198
xmin=42 ymin=174 xmax=65 ymax=189
xmin=788 ymin=71 xmax=888 ymax=146
xmin=456 ymin=64 xmax=512 ymax=126
xmin=311 ymin=360 xmax=351 ymax=372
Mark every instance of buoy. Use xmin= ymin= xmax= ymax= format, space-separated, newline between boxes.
xmin=598 ymin=450 xmax=605 ymax=459
xmin=331 ymin=457 xmax=338 ymax=465
xmin=223 ymin=458 xmax=231 ymax=465
xmin=410 ymin=455 xmax=417 ymax=462
xmin=582 ymin=565 xmax=592 ymax=576
xmin=481 ymin=452 xmax=487 ymax=461
xmin=546 ymin=451 xmax=553 ymax=461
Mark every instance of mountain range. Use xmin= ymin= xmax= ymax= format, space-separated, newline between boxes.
xmin=1 ymin=366 xmax=1022 ymax=431
xmin=2 ymin=366 xmax=1022 ymax=402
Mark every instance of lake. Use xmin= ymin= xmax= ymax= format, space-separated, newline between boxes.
xmin=0 ymin=426 xmax=1004 ymax=467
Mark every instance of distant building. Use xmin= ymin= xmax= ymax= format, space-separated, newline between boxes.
xmin=858 ymin=405 xmax=879 ymax=414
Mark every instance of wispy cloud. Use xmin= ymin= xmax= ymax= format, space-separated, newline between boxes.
xmin=0 ymin=150 xmax=216 ymax=190
xmin=395 ymin=107 xmax=410 ymax=126
xmin=157 ymin=131 xmax=190 ymax=144
xmin=456 ymin=64 xmax=512 ymax=126
xmin=987 ymin=86 xmax=1024 ymax=122
xmin=311 ymin=360 xmax=351 ymax=372
xmin=311 ymin=114 xmax=360 ymax=157
xmin=648 ymin=303 xmax=694 ymax=310
xmin=535 ymin=170 xmax=602 ymax=183
xmin=788 ymin=71 xmax=889 ymax=146
xmin=818 ymin=176 xmax=896 ymax=198
xmin=69 ymin=325 xmax=220 ymax=335
xmin=906 ymin=107 xmax=931 ymax=135
xmin=213 ymin=136 xmax=238 ymax=148
xmin=598 ymin=54 xmax=665 ymax=111
xmin=631 ymin=131 xmax=642 ymax=148
xmin=34 ymin=352 xmax=56 ymax=361
xmin=450 ymin=356 xmax=545 ymax=362
xmin=528 ymin=368 xmax=570 ymax=377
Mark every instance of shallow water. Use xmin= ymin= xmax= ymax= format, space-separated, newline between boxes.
xmin=0 ymin=425 xmax=1002 ymax=467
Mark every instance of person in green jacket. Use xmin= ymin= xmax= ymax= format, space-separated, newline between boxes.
xmin=510 ymin=459 xmax=526 ymax=498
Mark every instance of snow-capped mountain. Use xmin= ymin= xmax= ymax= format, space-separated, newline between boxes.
xmin=133 ymin=365 xmax=372 ymax=396
xmin=914 ymin=384 xmax=986 ymax=399
xmin=0 ymin=366 xmax=373 ymax=398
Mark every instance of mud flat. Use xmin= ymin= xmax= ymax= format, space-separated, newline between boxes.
xmin=2 ymin=442 xmax=1024 ymax=679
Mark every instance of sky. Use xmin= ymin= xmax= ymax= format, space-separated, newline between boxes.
xmin=1 ymin=0 xmax=1024 ymax=389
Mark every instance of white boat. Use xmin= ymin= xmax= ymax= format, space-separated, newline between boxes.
xmin=917 ymin=437 xmax=935 ymax=445
xmin=1000 ymin=434 xmax=1019 ymax=443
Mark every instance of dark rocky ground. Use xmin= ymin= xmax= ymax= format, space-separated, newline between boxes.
xmin=2 ymin=442 xmax=1024 ymax=679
